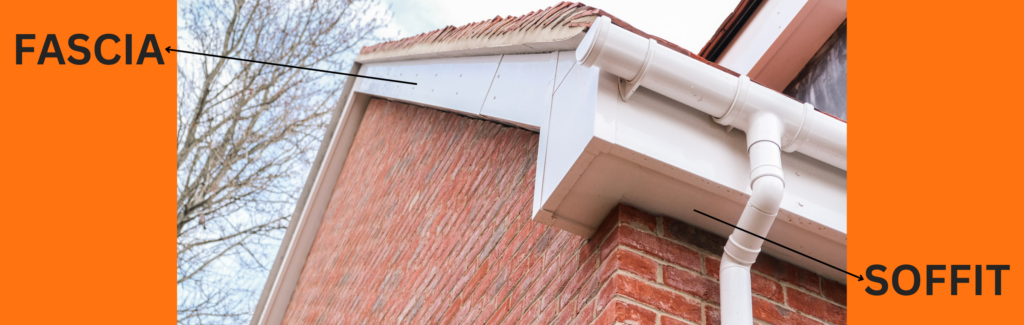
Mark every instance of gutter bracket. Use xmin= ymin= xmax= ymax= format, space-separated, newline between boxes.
xmin=618 ymin=38 xmax=656 ymax=101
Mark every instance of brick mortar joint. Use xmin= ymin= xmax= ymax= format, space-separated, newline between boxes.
xmin=760 ymin=293 xmax=845 ymax=325
xmin=613 ymin=246 xmax=715 ymax=283
xmin=604 ymin=224 xmax=837 ymax=283
xmin=654 ymin=215 xmax=728 ymax=257
xmin=576 ymin=208 xmax=849 ymax=325
xmin=534 ymin=250 xmax=597 ymax=318
xmin=601 ymin=296 xmax=702 ymax=325
xmin=610 ymin=247 xmax=847 ymax=325
xmin=545 ymin=295 xmax=582 ymax=325
xmin=645 ymin=281 xmax=843 ymax=325
xmin=617 ymin=222 xmax=722 ymax=259
xmin=465 ymin=206 xmax=556 ymax=316
xmin=701 ymin=248 xmax=841 ymax=304
xmin=608 ymin=271 xmax=709 ymax=311
xmin=430 ymin=207 xmax=507 ymax=304
xmin=565 ymin=298 xmax=596 ymax=325
xmin=780 ymin=282 xmax=847 ymax=309
xmin=486 ymin=204 xmax=537 ymax=265
xmin=588 ymin=219 xmax=622 ymax=254
xmin=486 ymin=233 xmax=590 ymax=325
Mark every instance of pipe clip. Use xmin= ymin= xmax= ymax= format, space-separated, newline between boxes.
xmin=618 ymin=38 xmax=656 ymax=101
xmin=724 ymin=237 xmax=760 ymax=266
xmin=715 ymin=75 xmax=750 ymax=126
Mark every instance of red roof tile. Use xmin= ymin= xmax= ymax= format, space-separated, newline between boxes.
xmin=357 ymin=2 xmax=844 ymax=123
xmin=360 ymin=2 xmax=599 ymax=58
xmin=359 ymin=2 xmax=738 ymax=75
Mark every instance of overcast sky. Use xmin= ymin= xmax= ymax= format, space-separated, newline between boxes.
xmin=377 ymin=0 xmax=741 ymax=52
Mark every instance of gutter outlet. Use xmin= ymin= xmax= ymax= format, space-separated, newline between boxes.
xmin=719 ymin=112 xmax=785 ymax=324
xmin=576 ymin=16 xmax=847 ymax=325
xmin=577 ymin=16 xmax=846 ymax=170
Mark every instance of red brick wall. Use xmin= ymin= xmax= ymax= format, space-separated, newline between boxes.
xmin=586 ymin=205 xmax=847 ymax=325
xmin=281 ymin=98 xmax=847 ymax=325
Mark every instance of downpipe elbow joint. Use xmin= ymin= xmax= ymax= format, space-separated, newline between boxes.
xmin=723 ymin=237 xmax=759 ymax=269
xmin=719 ymin=113 xmax=788 ymax=325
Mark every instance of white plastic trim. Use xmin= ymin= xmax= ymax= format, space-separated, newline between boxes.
xmin=576 ymin=16 xmax=846 ymax=170
xmin=716 ymin=75 xmax=751 ymax=125
xmin=574 ymin=15 xmax=847 ymax=325
xmin=719 ymin=115 xmax=786 ymax=325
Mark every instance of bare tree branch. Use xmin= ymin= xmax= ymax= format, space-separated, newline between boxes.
xmin=176 ymin=0 xmax=391 ymax=324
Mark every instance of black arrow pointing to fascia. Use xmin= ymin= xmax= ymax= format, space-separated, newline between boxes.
xmin=165 ymin=47 xmax=417 ymax=86
xmin=694 ymin=209 xmax=863 ymax=281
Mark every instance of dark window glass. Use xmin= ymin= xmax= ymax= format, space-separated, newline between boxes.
xmin=784 ymin=21 xmax=847 ymax=120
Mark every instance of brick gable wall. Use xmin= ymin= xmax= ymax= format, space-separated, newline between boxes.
xmin=281 ymin=98 xmax=846 ymax=325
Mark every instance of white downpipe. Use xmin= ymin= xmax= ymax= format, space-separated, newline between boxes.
xmin=575 ymin=16 xmax=841 ymax=325
xmin=718 ymin=113 xmax=785 ymax=325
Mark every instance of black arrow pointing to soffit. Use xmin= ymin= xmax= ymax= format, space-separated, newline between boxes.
xmin=694 ymin=209 xmax=863 ymax=281
xmin=165 ymin=47 xmax=417 ymax=85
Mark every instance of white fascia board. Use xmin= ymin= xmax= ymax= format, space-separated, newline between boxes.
xmin=357 ymin=54 xmax=560 ymax=131
xmin=717 ymin=0 xmax=847 ymax=91
xmin=480 ymin=52 xmax=558 ymax=129
xmin=554 ymin=51 xmax=577 ymax=92
xmin=535 ymin=50 xmax=583 ymax=222
xmin=358 ymin=56 xmax=503 ymax=118
xmin=355 ymin=53 xmax=567 ymax=230
xmin=537 ymin=66 xmax=848 ymax=281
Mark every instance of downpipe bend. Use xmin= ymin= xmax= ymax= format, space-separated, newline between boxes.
xmin=720 ymin=113 xmax=786 ymax=325
xmin=573 ymin=16 xmax=824 ymax=324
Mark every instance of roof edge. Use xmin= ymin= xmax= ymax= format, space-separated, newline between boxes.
xmin=357 ymin=2 xmax=599 ymax=63
xmin=698 ymin=0 xmax=764 ymax=62
xmin=357 ymin=5 xmax=741 ymax=78
xmin=597 ymin=9 xmax=740 ymax=77
xmin=356 ymin=33 xmax=585 ymax=64
xmin=249 ymin=63 xmax=363 ymax=325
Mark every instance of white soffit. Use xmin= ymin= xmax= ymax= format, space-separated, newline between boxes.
xmin=717 ymin=0 xmax=847 ymax=91
xmin=536 ymin=66 xmax=848 ymax=281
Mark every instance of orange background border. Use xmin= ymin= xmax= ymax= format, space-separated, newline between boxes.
xmin=0 ymin=1 xmax=175 ymax=322
xmin=2 ymin=0 xmax=1021 ymax=323
xmin=849 ymin=0 xmax=1022 ymax=322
